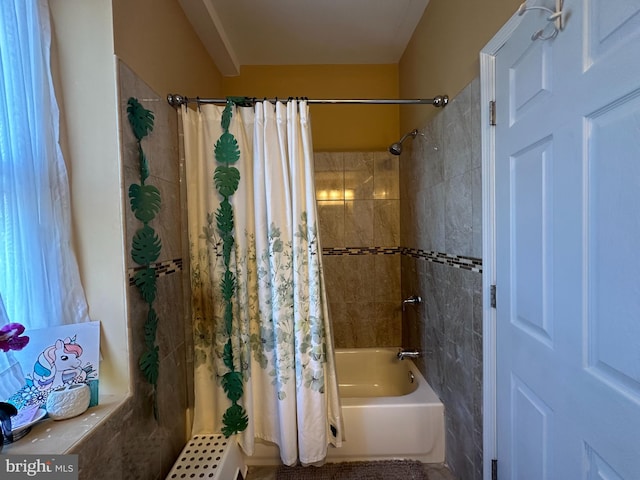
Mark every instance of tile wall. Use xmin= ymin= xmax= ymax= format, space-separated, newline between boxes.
xmin=68 ymin=74 xmax=482 ymax=479
xmin=399 ymin=77 xmax=483 ymax=480
xmin=315 ymin=152 xmax=402 ymax=348
xmin=69 ymin=61 xmax=192 ymax=480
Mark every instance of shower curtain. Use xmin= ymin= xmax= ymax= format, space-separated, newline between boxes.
xmin=181 ymin=100 xmax=342 ymax=466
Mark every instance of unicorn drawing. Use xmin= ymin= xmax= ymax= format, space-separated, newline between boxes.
xmin=32 ymin=336 xmax=87 ymax=392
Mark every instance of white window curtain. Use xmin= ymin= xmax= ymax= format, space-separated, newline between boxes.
xmin=0 ymin=0 xmax=90 ymax=396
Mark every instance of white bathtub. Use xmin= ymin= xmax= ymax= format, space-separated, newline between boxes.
xmin=244 ymin=347 xmax=445 ymax=464
xmin=325 ymin=347 xmax=445 ymax=463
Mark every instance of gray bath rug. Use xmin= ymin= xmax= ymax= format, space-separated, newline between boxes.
xmin=275 ymin=460 xmax=429 ymax=479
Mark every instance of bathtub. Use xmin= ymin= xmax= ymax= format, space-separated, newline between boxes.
xmin=325 ymin=347 xmax=445 ymax=463
xmin=244 ymin=347 xmax=445 ymax=465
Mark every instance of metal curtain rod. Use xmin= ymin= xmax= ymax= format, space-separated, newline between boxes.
xmin=166 ymin=94 xmax=449 ymax=108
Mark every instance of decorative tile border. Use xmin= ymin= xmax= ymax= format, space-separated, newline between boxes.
xmin=128 ymin=258 xmax=183 ymax=286
xmin=322 ymin=246 xmax=402 ymax=256
xmin=126 ymin=249 xmax=481 ymax=285
xmin=402 ymin=247 xmax=482 ymax=273
xmin=321 ymin=246 xmax=482 ymax=272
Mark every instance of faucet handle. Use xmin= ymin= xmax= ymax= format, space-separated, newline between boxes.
xmin=402 ymin=295 xmax=422 ymax=311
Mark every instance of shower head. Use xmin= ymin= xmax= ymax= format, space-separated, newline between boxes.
xmin=389 ymin=129 xmax=419 ymax=155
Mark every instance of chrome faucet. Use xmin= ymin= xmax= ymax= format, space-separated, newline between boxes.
xmin=397 ymin=348 xmax=421 ymax=360
xmin=402 ymin=295 xmax=422 ymax=311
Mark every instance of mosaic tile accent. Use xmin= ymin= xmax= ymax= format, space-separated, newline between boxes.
xmin=322 ymin=246 xmax=402 ymax=256
xmin=128 ymin=258 xmax=183 ymax=286
xmin=402 ymin=248 xmax=482 ymax=273
xmin=321 ymin=246 xmax=482 ymax=272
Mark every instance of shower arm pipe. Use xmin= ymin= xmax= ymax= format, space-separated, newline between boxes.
xmin=167 ymin=94 xmax=449 ymax=108
xmin=398 ymin=129 xmax=418 ymax=143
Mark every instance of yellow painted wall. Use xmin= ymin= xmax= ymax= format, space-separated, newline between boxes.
xmin=112 ymin=0 xmax=222 ymax=98
xmin=399 ymin=0 xmax=521 ymax=132
xmin=47 ymin=0 xmax=223 ymax=396
xmin=222 ymin=65 xmax=399 ymax=151
xmin=50 ymin=0 xmax=128 ymax=395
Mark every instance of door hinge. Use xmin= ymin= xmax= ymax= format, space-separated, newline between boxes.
xmin=490 ymin=284 xmax=497 ymax=309
xmin=490 ymin=100 xmax=497 ymax=126
xmin=492 ymin=459 xmax=498 ymax=480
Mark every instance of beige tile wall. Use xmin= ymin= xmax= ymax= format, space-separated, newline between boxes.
xmin=69 ymin=61 xmax=192 ymax=480
xmin=315 ymin=151 xmax=402 ymax=348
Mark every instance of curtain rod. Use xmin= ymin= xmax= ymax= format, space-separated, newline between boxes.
xmin=166 ymin=94 xmax=449 ymax=108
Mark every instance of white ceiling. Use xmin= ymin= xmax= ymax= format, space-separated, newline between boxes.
xmin=178 ymin=0 xmax=430 ymax=76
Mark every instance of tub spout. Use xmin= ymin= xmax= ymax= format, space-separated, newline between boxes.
xmin=397 ymin=348 xmax=421 ymax=360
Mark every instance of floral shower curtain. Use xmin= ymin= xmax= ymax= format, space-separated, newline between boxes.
xmin=181 ymin=100 xmax=342 ymax=465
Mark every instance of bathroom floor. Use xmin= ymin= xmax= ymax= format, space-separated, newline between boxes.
xmin=246 ymin=462 xmax=457 ymax=479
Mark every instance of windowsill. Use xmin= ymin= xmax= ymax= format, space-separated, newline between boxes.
xmin=2 ymin=393 xmax=128 ymax=455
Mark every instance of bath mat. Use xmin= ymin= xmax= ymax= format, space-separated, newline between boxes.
xmin=275 ymin=460 xmax=429 ymax=479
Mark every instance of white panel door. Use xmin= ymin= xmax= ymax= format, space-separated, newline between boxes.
xmin=494 ymin=1 xmax=640 ymax=478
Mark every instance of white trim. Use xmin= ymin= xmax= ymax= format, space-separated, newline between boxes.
xmin=479 ymin=4 xmax=535 ymax=478
xmin=177 ymin=0 xmax=240 ymax=76
xmin=479 ymin=48 xmax=497 ymax=480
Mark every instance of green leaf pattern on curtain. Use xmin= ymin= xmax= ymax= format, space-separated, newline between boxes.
xmin=190 ymin=214 xmax=220 ymax=375
xmin=183 ymin=100 xmax=343 ymax=464
xmin=244 ymin=211 xmax=327 ymax=399
xmin=190 ymin=179 xmax=328 ymax=409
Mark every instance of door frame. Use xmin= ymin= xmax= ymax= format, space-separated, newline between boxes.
xmin=480 ymin=2 xmax=547 ymax=478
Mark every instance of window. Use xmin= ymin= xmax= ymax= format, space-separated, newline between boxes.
xmin=0 ymin=0 xmax=89 ymax=392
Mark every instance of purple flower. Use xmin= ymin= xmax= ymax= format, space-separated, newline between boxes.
xmin=0 ymin=323 xmax=30 ymax=352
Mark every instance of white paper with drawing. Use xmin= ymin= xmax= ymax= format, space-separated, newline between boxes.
xmin=4 ymin=321 xmax=100 ymax=423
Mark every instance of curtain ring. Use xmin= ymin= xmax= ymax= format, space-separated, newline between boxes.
xmin=196 ymin=96 xmax=201 ymax=112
